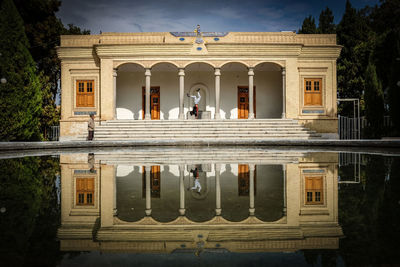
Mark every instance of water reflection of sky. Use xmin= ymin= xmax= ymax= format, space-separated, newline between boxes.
xmin=1 ymin=148 xmax=399 ymax=266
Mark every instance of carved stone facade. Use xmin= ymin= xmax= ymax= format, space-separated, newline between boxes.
xmin=57 ymin=32 xmax=342 ymax=140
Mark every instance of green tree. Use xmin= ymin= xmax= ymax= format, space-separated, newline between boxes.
xmin=298 ymin=15 xmax=317 ymax=34
xmin=318 ymin=7 xmax=336 ymax=34
xmin=14 ymin=0 xmax=64 ymax=99
xmin=364 ymin=61 xmax=384 ymax=138
xmin=0 ymin=0 xmax=42 ymax=141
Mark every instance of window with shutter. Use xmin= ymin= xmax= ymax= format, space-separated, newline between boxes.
xmin=76 ymin=80 xmax=95 ymax=107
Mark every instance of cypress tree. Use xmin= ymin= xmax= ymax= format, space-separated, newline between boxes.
xmin=318 ymin=7 xmax=336 ymax=34
xmin=364 ymin=61 xmax=384 ymax=138
xmin=298 ymin=15 xmax=317 ymax=34
xmin=0 ymin=0 xmax=42 ymax=141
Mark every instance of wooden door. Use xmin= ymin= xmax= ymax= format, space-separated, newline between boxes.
xmin=76 ymin=178 xmax=95 ymax=205
xmin=304 ymin=78 xmax=322 ymax=106
xmin=142 ymin=166 xmax=161 ymax=198
xmin=238 ymin=164 xmax=256 ymax=196
xmin=305 ymin=176 xmax=323 ymax=204
xmin=142 ymin=87 xmax=160 ymax=120
xmin=238 ymin=86 xmax=256 ymax=119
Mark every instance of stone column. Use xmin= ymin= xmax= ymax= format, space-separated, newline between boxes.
xmin=214 ymin=68 xmax=221 ymax=119
xmin=283 ymin=164 xmax=287 ymax=215
xmin=281 ymin=67 xmax=286 ymax=118
xmin=178 ymin=69 xmax=185 ymax=120
xmin=249 ymin=164 xmax=255 ymax=215
xmin=145 ymin=68 xmax=151 ymax=120
xmin=215 ymin=164 xmax=221 ymax=216
xmin=179 ymin=165 xmax=185 ymax=216
xmin=113 ymin=69 xmax=117 ymax=120
xmin=248 ymin=68 xmax=255 ymax=119
xmin=113 ymin=167 xmax=117 ymax=216
xmin=145 ymin=165 xmax=152 ymax=216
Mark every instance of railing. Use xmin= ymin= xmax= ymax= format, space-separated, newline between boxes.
xmin=338 ymin=115 xmax=361 ymax=140
xmin=338 ymin=152 xmax=362 ymax=184
xmin=339 ymin=115 xmax=392 ymax=139
xmin=47 ymin=126 xmax=60 ymax=141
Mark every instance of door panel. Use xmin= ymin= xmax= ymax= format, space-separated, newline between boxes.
xmin=142 ymin=87 xmax=160 ymax=120
xmin=238 ymin=86 xmax=256 ymax=119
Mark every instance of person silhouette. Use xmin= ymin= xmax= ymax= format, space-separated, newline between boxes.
xmin=187 ymin=88 xmax=201 ymax=119
xmin=189 ymin=167 xmax=202 ymax=193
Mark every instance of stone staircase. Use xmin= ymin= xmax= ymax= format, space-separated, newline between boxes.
xmin=84 ymin=119 xmax=320 ymax=140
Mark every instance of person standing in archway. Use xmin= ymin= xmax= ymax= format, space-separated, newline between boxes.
xmin=187 ymin=88 xmax=201 ymax=119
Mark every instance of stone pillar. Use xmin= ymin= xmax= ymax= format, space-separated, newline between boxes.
xmin=178 ymin=69 xmax=185 ymax=120
xmin=214 ymin=68 xmax=221 ymax=119
xmin=249 ymin=164 xmax=255 ymax=215
xmin=113 ymin=69 xmax=117 ymax=120
xmin=248 ymin=68 xmax=255 ymax=119
xmin=145 ymin=165 xmax=152 ymax=216
xmin=113 ymin=167 xmax=117 ymax=216
xmin=145 ymin=68 xmax=151 ymax=120
xmin=282 ymin=67 xmax=286 ymax=118
xmin=100 ymin=58 xmax=114 ymax=120
xmin=283 ymin=164 xmax=287 ymax=215
xmin=215 ymin=164 xmax=221 ymax=216
xmin=179 ymin=165 xmax=185 ymax=216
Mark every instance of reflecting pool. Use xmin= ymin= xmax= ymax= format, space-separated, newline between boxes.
xmin=1 ymin=147 xmax=400 ymax=266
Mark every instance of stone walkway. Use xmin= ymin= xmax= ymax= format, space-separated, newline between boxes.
xmin=0 ymin=139 xmax=400 ymax=152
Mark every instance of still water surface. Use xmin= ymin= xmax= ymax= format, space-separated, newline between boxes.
xmin=1 ymin=147 xmax=399 ymax=266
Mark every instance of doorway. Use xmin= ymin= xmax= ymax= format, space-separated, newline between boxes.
xmin=238 ymin=86 xmax=256 ymax=119
xmin=142 ymin=87 xmax=160 ymax=120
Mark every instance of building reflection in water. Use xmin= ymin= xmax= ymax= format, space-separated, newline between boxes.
xmin=58 ymin=149 xmax=342 ymax=253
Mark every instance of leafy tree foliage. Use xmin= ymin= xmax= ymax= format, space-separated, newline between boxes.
xmin=11 ymin=0 xmax=89 ymax=140
xmin=298 ymin=15 xmax=317 ymax=34
xmin=0 ymin=0 xmax=42 ymax=141
xmin=364 ymin=61 xmax=384 ymax=138
xmin=318 ymin=7 xmax=336 ymax=34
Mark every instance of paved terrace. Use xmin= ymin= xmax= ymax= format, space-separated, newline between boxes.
xmin=0 ymin=139 xmax=400 ymax=152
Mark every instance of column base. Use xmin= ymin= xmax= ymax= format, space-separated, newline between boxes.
xmin=215 ymin=208 xmax=222 ymax=216
xmin=113 ymin=208 xmax=118 ymax=216
xmin=145 ymin=209 xmax=152 ymax=216
xmin=249 ymin=208 xmax=255 ymax=215
xmin=179 ymin=208 xmax=186 ymax=216
xmin=248 ymin=113 xmax=255 ymax=119
xmin=281 ymin=113 xmax=286 ymax=119
xmin=144 ymin=114 xmax=151 ymax=120
xmin=178 ymin=113 xmax=185 ymax=120
xmin=214 ymin=113 xmax=221 ymax=120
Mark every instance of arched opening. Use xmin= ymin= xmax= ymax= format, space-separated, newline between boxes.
xmin=116 ymin=63 xmax=145 ymax=120
xmin=150 ymin=63 xmax=179 ymax=120
xmin=220 ymin=62 xmax=249 ymax=119
xmin=184 ymin=62 xmax=214 ymax=119
xmin=254 ymin=62 xmax=283 ymax=118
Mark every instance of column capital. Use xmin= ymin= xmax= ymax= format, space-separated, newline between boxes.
xmin=179 ymin=164 xmax=185 ymax=172
xmin=215 ymin=163 xmax=221 ymax=172
xmin=145 ymin=68 xmax=151 ymax=76
xmin=282 ymin=67 xmax=286 ymax=75
xmin=145 ymin=165 xmax=151 ymax=172
xmin=113 ymin=69 xmax=118 ymax=77
xmin=178 ymin=68 xmax=185 ymax=76
xmin=248 ymin=68 xmax=254 ymax=76
xmin=214 ymin=68 xmax=221 ymax=76
xmin=249 ymin=164 xmax=255 ymax=171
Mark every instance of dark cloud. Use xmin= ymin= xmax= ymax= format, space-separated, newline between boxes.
xmin=56 ymin=0 xmax=380 ymax=33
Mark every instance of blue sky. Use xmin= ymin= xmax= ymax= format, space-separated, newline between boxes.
xmin=57 ymin=0 xmax=380 ymax=33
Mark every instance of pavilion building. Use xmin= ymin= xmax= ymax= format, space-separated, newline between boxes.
xmin=57 ymin=31 xmax=341 ymax=140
